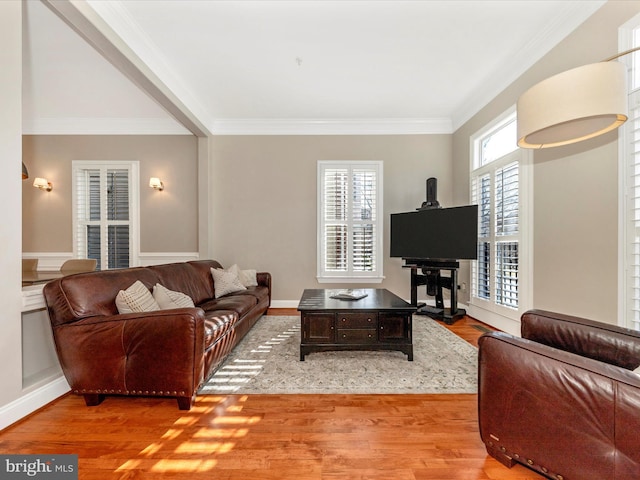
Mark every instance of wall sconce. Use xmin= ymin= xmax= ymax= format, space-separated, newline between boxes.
xmin=22 ymin=162 xmax=29 ymax=180
xmin=33 ymin=177 xmax=53 ymax=192
xmin=149 ymin=177 xmax=164 ymax=191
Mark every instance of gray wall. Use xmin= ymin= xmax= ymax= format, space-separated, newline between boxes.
xmin=452 ymin=1 xmax=640 ymax=324
xmin=22 ymin=134 xmax=199 ymax=254
xmin=210 ymin=134 xmax=453 ymax=302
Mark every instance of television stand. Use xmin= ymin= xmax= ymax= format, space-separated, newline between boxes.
xmin=403 ymin=259 xmax=466 ymax=325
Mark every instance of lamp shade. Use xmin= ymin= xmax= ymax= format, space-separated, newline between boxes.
xmin=517 ymin=61 xmax=628 ymax=148
xmin=22 ymin=162 xmax=28 ymax=180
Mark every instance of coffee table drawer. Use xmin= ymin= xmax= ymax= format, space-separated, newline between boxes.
xmin=336 ymin=312 xmax=377 ymax=328
xmin=337 ymin=328 xmax=377 ymax=344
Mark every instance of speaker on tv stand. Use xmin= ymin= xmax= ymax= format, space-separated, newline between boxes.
xmin=419 ymin=177 xmax=441 ymax=210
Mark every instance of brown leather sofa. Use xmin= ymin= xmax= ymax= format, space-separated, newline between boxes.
xmin=478 ymin=309 xmax=640 ymax=480
xmin=43 ymin=260 xmax=271 ymax=410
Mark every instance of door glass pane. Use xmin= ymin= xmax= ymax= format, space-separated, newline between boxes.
xmin=108 ymin=225 xmax=129 ymax=269
xmin=107 ymin=170 xmax=129 ymax=221
xmin=88 ymin=171 xmax=101 ymax=221
xmin=87 ymin=225 xmax=101 ymax=271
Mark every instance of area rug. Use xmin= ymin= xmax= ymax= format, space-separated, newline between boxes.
xmin=199 ymin=315 xmax=478 ymax=394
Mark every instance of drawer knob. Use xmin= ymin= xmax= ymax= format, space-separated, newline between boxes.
xmin=342 ymin=318 xmax=346 ymax=322
xmin=368 ymin=318 xmax=372 ymax=322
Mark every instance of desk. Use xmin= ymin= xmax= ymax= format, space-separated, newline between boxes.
xmin=22 ymin=271 xmax=64 ymax=287
xmin=22 ymin=272 xmax=64 ymax=312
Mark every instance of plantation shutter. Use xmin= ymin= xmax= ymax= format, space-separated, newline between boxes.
xmin=107 ymin=170 xmax=130 ymax=269
xmin=495 ymin=162 xmax=519 ymax=308
xmin=472 ymin=174 xmax=491 ymax=300
xmin=318 ymin=161 xmax=383 ymax=281
xmin=352 ymin=168 xmax=377 ymax=272
xmin=323 ymin=168 xmax=348 ymax=272
xmin=624 ymin=84 xmax=640 ymax=329
xmin=74 ymin=164 xmax=132 ymax=270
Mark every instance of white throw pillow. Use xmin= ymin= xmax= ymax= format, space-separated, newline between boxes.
xmin=211 ymin=267 xmax=246 ymax=298
xmin=633 ymin=364 xmax=640 ymax=375
xmin=115 ymin=280 xmax=160 ymax=314
xmin=153 ymin=283 xmax=195 ymax=310
xmin=228 ymin=264 xmax=258 ymax=287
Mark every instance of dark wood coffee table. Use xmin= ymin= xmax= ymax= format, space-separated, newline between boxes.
xmin=297 ymin=288 xmax=416 ymax=361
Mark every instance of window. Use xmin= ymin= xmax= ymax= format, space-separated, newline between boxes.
xmin=469 ymin=110 xmax=531 ymax=328
xmin=317 ymin=161 xmax=383 ymax=283
xmin=72 ymin=161 xmax=139 ymax=270
xmin=619 ymin=16 xmax=640 ymax=330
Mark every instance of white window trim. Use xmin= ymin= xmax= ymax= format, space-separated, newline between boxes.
xmin=618 ymin=13 xmax=640 ymax=329
xmin=72 ymin=160 xmax=140 ymax=269
xmin=317 ymin=160 xmax=384 ymax=283
xmin=468 ymin=107 xmax=533 ymax=336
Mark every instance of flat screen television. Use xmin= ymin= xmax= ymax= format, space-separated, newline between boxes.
xmin=390 ymin=205 xmax=478 ymax=261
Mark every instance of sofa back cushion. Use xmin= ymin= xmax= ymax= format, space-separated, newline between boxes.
xmin=148 ymin=262 xmax=213 ymax=305
xmin=187 ymin=260 xmax=224 ymax=304
xmin=522 ymin=309 xmax=640 ymax=370
xmin=44 ymin=268 xmax=160 ymax=327
xmin=44 ymin=260 xmax=227 ymax=328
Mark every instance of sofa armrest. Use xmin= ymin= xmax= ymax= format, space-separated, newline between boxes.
xmin=478 ymin=331 xmax=640 ymax=480
xmin=257 ymin=271 xmax=271 ymax=289
xmin=52 ymin=308 xmax=206 ymax=397
xmin=521 ymin=309 xmax=640 ymax=369
xmin=257 ymin=271 xmax=271 ymax=305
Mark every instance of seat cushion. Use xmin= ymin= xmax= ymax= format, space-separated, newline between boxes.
xmin=232 ymin=286 xmax=270 ymax=306
xmin=199 ymin=294 xmax=258 ymax=318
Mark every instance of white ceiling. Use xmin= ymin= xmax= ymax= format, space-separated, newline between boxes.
xmin=22 ymin=0 xmax=607 ymax=136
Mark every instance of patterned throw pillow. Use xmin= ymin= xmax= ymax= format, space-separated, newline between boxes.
xmin=228 ymin=264 xmax=258 ymax=287
xmin=115 ymin=280 xmax=160 ymax=314
xmin=210 ymin=267 xmax=247 ymax=298
xmin=153 ymin=283 xmax=195 ymax=310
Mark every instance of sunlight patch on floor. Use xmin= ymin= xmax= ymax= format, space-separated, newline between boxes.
xmin=201 ymin=326 xmax=299 ymax=392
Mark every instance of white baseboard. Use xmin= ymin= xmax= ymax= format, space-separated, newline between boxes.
xmin=0 ymin=377 xmax=70 ymax=430
xmin=270 ymin=300 xmax=300 ymax=309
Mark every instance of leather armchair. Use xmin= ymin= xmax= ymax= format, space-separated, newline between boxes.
xmin=478 ymin=309 xmax=640 ymax=480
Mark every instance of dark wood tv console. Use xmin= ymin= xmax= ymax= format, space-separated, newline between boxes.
xmin=297 ymin=289 xmax=416 ymax=361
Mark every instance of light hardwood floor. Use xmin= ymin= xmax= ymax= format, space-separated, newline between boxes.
xmin=0 ymin=309 xmax=542 ymax=479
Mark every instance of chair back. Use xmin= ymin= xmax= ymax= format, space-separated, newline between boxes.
xmin=60 ymin=259 xmax=97 ymax=274
xmin=22 ymin=258 xmax=38 ymax=272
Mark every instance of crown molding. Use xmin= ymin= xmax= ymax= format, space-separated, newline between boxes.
xmin=210 ymin=118 xmax=453 ymax=136
xmin=22 ymin=117 xmax=192 ymax=135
